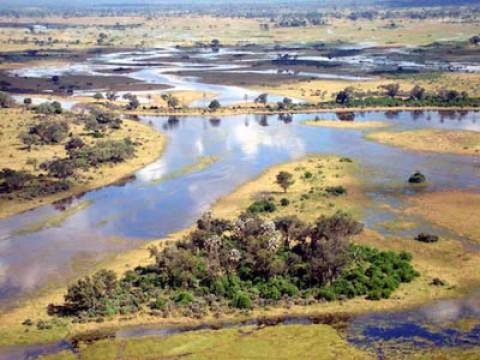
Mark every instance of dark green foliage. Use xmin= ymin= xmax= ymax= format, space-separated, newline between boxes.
xmin=208 ymin=100 xmax=221 ymax=111
xmin=280 ymin=198 xmax=290 ymax=207
xmin=304 ymin=171 xmax=313 ymax=179
xmin=33 ymin=101 xmax=63 ymax=114
xmin=415 ymin=233 xmax=439 ymax=243
xmin=85 ymin=109 xmax=122 ymax=132
xmin=54 ymin=210 xmax=417 ymax=318
xmin=231 ymin=291 xmax=252 ymax=309
xmin=325 ymin=186 xmax=347 ymax=196
xmin=20 ymin=121 xmax=69 ymax=145
xmin=339 ymin=157 xmax=353 ymax=163
xmin=276 ymin=171 xmax=294 ymax=193
xmin=0 ymin=168 xmax=70 ymax=197
xmin=42 ymin=159 xmax=76 ymax=179
xmin=408 ymin=171 xmax=426 ymax=184
xmin=248 ymin=200 xmax=277 ymax=214
xmin=174 ymin=291 xmax=194 ymax=306
xmin=71 ymin=139 xmax=135 ymax=167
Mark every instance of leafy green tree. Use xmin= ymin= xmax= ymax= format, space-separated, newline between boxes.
xmin=276 ymin=171 xmax=294 ymax=193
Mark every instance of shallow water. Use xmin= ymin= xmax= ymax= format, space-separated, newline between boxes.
xmin=0 ymin=110 xmax=479 ymax=307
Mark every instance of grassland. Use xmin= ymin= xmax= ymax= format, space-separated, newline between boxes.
xmin=366 ymin=128 xmax=480 ymax=156
xmin=0 ymin=15 xmax=479 ymax=52
xmin=2 ymin=155 xmax=480 ymax=352
xmin=46 ymin=324 xmax=372 ymax=360
xmin=253 ymin=73 xmax=480 ymax=103
xmin=0 ymin=108 xmax=166 ymax=219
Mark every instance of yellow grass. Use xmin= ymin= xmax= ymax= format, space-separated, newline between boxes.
xmin=0 ymin=108 xmax=166 ymax=219
xmin=1 ymin=15 xmax=479 ymax=51
xmin=366 ymin=128 xmax=480 ymax=156
xmin=404 ymin=191 xmax=480 ymax=242
xmin=253 ymin=73 xmax=480 ymax=103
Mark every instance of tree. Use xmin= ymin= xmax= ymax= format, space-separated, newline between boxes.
xmin=335 ymin=89 xmax=350 ymax=105
xmin=208 ymin=100 xmax=221 ymax=111
xmin=0 ymin=92 xmax=15 ymax=108
xmin=380 ymin=83 xmax=400 ymax=98
xmin=93 ymin=92 xmax=104 ymax=101
xmin=127 ymin=95 xmax=140 ymax=110
xmin=409 ymin=85 xmax=425 ymax=100
xmin=254 ymin=93 xmax=268 ymax=106
xmin=276 ymin=171 xmax=294 ymax=193
xmin=469 ymin=35 xmax=480 ymax=45
xmin=161 ymin=94 xmax=179 ymax=109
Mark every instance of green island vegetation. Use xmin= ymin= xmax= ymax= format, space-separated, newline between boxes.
xmin=47 ymin=192 xmax=418 ymax=321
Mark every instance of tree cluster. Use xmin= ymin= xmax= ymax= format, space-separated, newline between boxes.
xmin=52 ymin=211 xmax=418 ymax=320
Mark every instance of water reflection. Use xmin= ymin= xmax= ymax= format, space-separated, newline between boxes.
xmin=348 ymin=292 xmax=480 ymax=354
xmin=0 ymin=110 xmax=479 ymax=305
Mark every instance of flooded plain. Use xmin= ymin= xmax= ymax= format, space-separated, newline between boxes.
xmin=1 ymin=45 xmax=480 ymax=359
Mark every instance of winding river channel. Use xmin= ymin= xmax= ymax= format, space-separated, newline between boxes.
xmin=1 ymin=47 xmax=480 ymax=359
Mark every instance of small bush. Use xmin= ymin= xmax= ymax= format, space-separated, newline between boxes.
xmin=33 ymin=101 xmax=63 ymax=114
xmin=339 ymin=157 xmax=353 ymax=163
xmin=325 ymin=186 xmax=347 ymax=196
xmin=415 ymin=233 xmax=439 ymax=243
xmin=231 ymin=291 xmax=252 ymax=309
xmin=248 ymin=200 xmax=277 ymax=214
xmin=280 ymin=198 xmax=290 ymax=207
xmin=304 ymin=171 xmax=313 ymax=179
xmin=174 ymin=291 xmax=194 ymax=306
xmin=408 ymin=171 xmax=426 ymax=184
xmin=21 ymin=121 xmax=69 ymax=145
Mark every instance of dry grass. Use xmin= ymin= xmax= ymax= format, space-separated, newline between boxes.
xmin=253 ymin=73 xmax=480 ymax=103
xmin=404 ymin=191 xmax=480 ymax=242
xmin=0 ymin=108 xmax=166 ymax=219
xmin=1 ymin=15 xmax=479 ymax=52
xmin=366 ymin=128 xmax=480 ymax=156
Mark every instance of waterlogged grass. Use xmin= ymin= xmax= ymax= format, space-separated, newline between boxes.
xmin=366 ymin=128 xmax=480 ymax=156
xmin=147 ymin=156 xmax=220 ymax=186
xmin=61 ymin=325 xmax=372 ymax=360
xmin=13 ymin=200 xmax=93 ymax=236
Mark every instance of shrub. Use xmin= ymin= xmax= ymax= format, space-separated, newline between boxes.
xmin=408 ymin=171 xmax=426 ymax=184
xmin=21 ymin=121 xmax=69 ymax=145
xmin=174 ymin=291 xmax=194 ymax=306
xmin=42 ymin=159 xmax=76 ymax=179
xmin=248 ymin=200 xmax=277 ymax=214
xmin=304 ymin=171 xmax=313 ymax=179
xmin=208 ymin=100 xmax=221 ymax=111
xmin=415 ymin=233 xmax=439 ymax=243
xmin=325 ymin=186 xmax=347 ymax=196
xmin=72 ymin=139 xmax=135 ymax=166
xmin=33 ymin=101 xmax=63 ymax=114
xmin=232 ymin=291 xmax=252 ymax=309
xmin=0 ymin=92 xmax=15 ymax=108
xmin=149 ymin=297 xmax=167 ymax=310
xmin=0 ymin=168 xmax=33 ymax=193
xmin=280 ymin=198 xmax=290 ymax=207
xmin=339 ymin=157 xmax=353 ymax=163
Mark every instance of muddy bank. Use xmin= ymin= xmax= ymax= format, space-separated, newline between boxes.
xmin=0 ymin=72 xmax=171 ymax=95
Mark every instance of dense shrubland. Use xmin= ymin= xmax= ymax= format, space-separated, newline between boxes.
xmin=2 ymin=108 xmax=136 ymax=200
xmin=50 ymin=210 xmax=418 ymax=320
